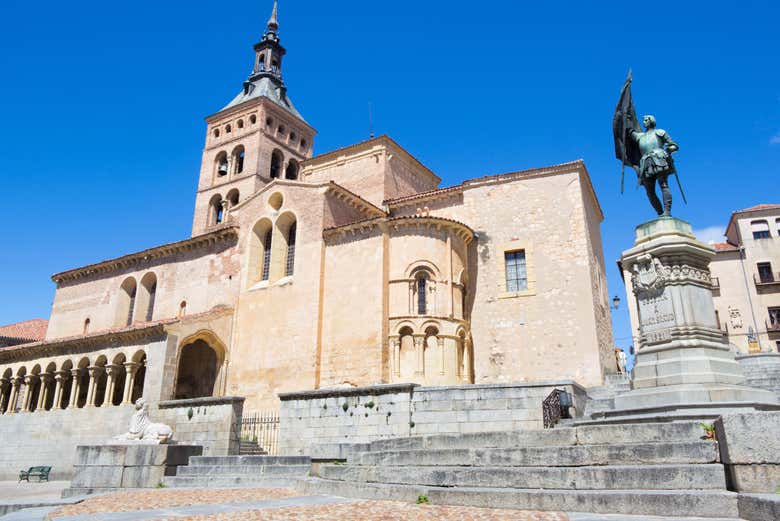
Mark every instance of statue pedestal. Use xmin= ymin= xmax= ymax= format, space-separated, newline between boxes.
xmin=62 ymin=444 xmax=202 ymax=497
xmin=614 ymin=217 xmax=777 ymax=412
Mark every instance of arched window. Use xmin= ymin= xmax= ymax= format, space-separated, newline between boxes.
xmin=262 ymin=230 xmax=272 ymax=280
xmin=110 ymin=354 xmax=127 ymax=406
xmin=424 ymin=326 xmax=439 ymax=377
xmin=417 ymin=274 xmax=428 ymax=315
xmin=249 ymin=219 xmax=273 ymax=285
xmin=225 ymin=124 xmax=232 ymax=134
xmin=76 ymin=359 xmax=89 ymax=408
xmin=272 ymin=60 xmax=279 ymax=73
xmin=270 ymin=150 xmax=283 ymax=179
xmin=215 ymin=152 xmax=228 ymax=178
xmin=117 ymin=277 xmax=137 ymax=327
xmin=226 ymin=189 xmax=240 ymax=209
xmin=751 ymin=220 xmax=771 ymax=239
xmin=257 ymin=53 xmax=265 ymax=71
xmin=131 ymin=351 xmax=146 ymax=403
xmin=250 ymin=115 xmax=257 ymax=125
xmin=285 ymin=222 xmax=297 ymax=276
xmin=83 ymin=318 xmax=90 ymax=334
xmin=266 ymin=117 xmax=273 ymax=128
xmin=300 ymin=139 xmax=307 ymax=151
xmin=58 ymin=360 xmax=73 ymax=409
xmin=209 ymin=194 xmax=224 ymax=226
xmin=178 ymin=301 xmax=187 ymax=318
xmin=232 ymin=146 xmax=245 ymax=175
xmin=213 ymin=128 xmax=220 ymax=138
xmin=285 ymin=159 xmax=299 ymax=180
xmin=138 ymin=272 xmax=157 ymax=322
xmin=289 ymin=132 xmax=297 ymax=143
xmin=93 ymin=356 xmax=108 ymax=407
xmin=398 ymin=327 xmax=415 ymax=379
xmin=237 ymin=119 xmax=244 ymax=129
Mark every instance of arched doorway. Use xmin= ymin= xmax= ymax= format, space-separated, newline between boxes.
xmin=174 ymin=338 xmax=222 ymax=400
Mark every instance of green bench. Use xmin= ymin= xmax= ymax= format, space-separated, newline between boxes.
xmin=18 ymin=466 xmax=51 ymax=482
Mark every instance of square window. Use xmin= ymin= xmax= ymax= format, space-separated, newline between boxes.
xmin=505 ymin=250 xmax=528 ymax=292
xmin=757 ymin=263 xmax=774 ymax=283
xmin=769 ymin=307 xmax=780 ymax=327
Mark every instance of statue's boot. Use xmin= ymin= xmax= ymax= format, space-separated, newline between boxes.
xmin=644 ymin=182 xmax=664 ymax=216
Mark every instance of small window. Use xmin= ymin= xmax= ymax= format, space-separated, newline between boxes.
xmin=776 ymin=340 xmax=780 ymax=352
xmin=262 ymin=231 xmax=272 ymax=281
xmin=300 ymin=139 xmax=307 ymax=150
xmin=769 ymin=307 xmax=780 ymax=328
xmin=83 ymin=318 xmax=91 ymax=334
xmin=270 ymin=150 xmax=283 ymax=179
xmin=758 ymin=262 xmax=775 ymax=283
xmin=257 ymin=54 xmax=265 ymax=70
xmin=417 ymin=276 xmax=427 ymax=315
xmin=278 ymin=125 xmax=285 ymax=137
xmin=178 ymin=301 xmax=187 ymax=318
xmin=216 ymin=153 xmax=228 ymax=177
xmin=225 ymin=124 xmax=232 ymax=134
xmin=213 ymin=128 xmax=220 ymax=138
xmin=505 ymin=250 xmax=528 ymax=292
xmin=272 ymin=60 xmax=279 ymax=73
xmin=751 ymin=220 xmax=771 ymax=239
xmin=237 ymin=119 xmax=244 ymax=129
xmin=250 ymin=115 xmax=257 ymax=125
xmin=289 ymin=132 xmax=297 ymax=143
xmin=286 ymin=159 xmax=299 ymax=180
xmin=266 ymin=117 xmax=273 ymax=127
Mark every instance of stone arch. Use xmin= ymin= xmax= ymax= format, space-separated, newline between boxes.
xmin=209 ymin=194 xmax=224 ymax=226
xmin=411 ymin=267 xmax=436 ymax=316
xmin=231 ymin=145 xmax=245 ymax=175
xmin=0 ymin=368 xmax=12 ymax=413
xmin=110 ymin=353 xmax=127 ymax=406
xmin=59 ymin=359 xmax=74 ymax=409
xmin=131 ymin=350 xmax=147 ymax=404
xmin=248 ymin=218 xmax=274 ymax=286
xmin=398 ymin=326 xmax=416 ymax=379
xmin=423 ymin=325 xmax=440 ymax=378
xmin=94 ymin=355 xmax=108 ymax=407
xmin=116 ymin=277 xmax=137 ymax=327
xmin=137 ymin=272 xmax=158 ymax=323
xmin=226 ymin=188 xmax=240 ymax=209
xmin=42 ymin=362 xmax=57 ymax=411
xmin=405 ymin=260 xmax=441 ymax=279
xmin=27 ymin=364 xmax=42 ymax=412
xmin=215 ymin=151 xmax=229 ymax=179
xmin=76 ymin=357 xmax=90 ymax=408
xmin=285 ymin=158 xmax=299 ymax=180
xmin=174 ymin=331 xmax=226 ymax=400
xmin=270 ymin=149 xmax=284 ymax=179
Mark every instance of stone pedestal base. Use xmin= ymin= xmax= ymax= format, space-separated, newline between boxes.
xmin=616 ymin=217 xmax=778 ymax=416
xmin=62 ymin=443 xmax=202 ymax=497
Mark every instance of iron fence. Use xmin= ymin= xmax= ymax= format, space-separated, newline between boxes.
xmin=236 ymin=411 xmax=279 ymax=455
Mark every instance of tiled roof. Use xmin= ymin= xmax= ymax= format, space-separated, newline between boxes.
xmin=0 ymin=319 xmax=48 ymax=342
xmin=735 ymin=204 xmax=780 ymax=213
xmin=713 ymin=242 xmax=739 ymax=252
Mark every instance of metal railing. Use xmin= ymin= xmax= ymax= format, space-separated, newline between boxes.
xmin=542 ymin=389 xmax=571 ymax=429
xmin=236 ymin=411 xmax=279 ymax=455
xmin=754 ymin=272 xmax=780 ymax=285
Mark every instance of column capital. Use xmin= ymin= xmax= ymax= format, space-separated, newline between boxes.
xmin=124 ymin=361 xmax=140 ymax=374
xmin=105 ymin=364 xmax=121 ymax=377
xmin=87 ymin=366 xmax=105 ymax=377
xmin=0 ymin=377 xmax=9 ymax=385
xmin=71 ymin=368 xmax=82 ymax=378
xmin=40 ymin=373 xmax=54 ymax=384
xmin=23 ymin=375 xmax=36 ymax=385
xmin=54 ymin=370 xmax=69 ymax=380
xmin=11 ymin=376 xmax=23 ymax=387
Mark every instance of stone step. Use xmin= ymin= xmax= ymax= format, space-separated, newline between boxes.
xmin=366 ymin=421 xmax=707 ymax=452
xmin=317 ymin=463 xmax=727 ymax=490
xmin=162 ymin=475 xmax=304 ymax=488
xmin=583 ymin=397 xmax=615 ymax=416
xmin=354 ymin=441 xmax=719 ymax=467
xmin=177 ymin=464 xmax=311 ymax=477
xmin=188 ymin=455 xmax=310 ymax=467
xmin=299 ymin=477 xmax=740 ymax=519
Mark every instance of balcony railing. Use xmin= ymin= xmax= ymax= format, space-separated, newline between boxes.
xmin=754 ymin=272 xmax=780 ymax=286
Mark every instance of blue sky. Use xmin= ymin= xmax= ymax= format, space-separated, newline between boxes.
xmin=1 ymin=0 xmax=778 ymax=359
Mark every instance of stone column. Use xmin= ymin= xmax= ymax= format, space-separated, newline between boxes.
xmin=123 ymin=362 xmax=139 ymax=404
xmin=439 ymin=337 xmax=446 ymax=375
xmin=0 ymin=377 xmax=9 ymax=413
xmin=69 ymin=369 xmax=80 ymax=408
xmin=54 ymin=371 xmax=67 ymax=410
xmin=104 ymin=365 xmax=120 ymax=407
xmin=37 ymin=374 xmax=52 ymax=411
xmin=86 ymin=367 xmax=101 ymax=407
xmin=8 ymin=378 xmax=21 ymax=413
xmin=221 ymin=200 xmax=230 ymax=221
xmin=414 ymin=336 xmax=425 ymax=377
xmin=23 ymin=376 xmax=36 ymax=412
xmin=389 ymin=337 xmax=400 ymax=379
xmin=463 ymin=338 xmax=472 ymax=384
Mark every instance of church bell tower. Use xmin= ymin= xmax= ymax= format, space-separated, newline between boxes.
xmin=191 ymin=0 xmax=316 ymax=236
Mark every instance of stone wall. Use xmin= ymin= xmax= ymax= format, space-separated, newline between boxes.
xmin=278 ymin=381 xmax=586 ymax=456
xmin=736 ymin=353 xmax=780 ymax=399
xmin=0 ymin=405 xmax=134 ymax=481
xmin=156 ymin=396 xmax=244 ymax=457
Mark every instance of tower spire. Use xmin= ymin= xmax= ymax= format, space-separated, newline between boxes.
xmin=266 ymin=0 xmax=279 ymax=34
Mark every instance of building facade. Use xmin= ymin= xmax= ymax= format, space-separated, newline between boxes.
xmin=710 ymin=205 xmax=780 ymax=354
xmin=0 ymin=4 xmax=616 ymax=426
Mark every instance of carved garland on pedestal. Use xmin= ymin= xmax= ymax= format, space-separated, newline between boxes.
xmin=631 ymin=253 xmax=712 ymax=296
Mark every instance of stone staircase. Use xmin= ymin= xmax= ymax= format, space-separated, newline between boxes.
xmin=163 ymin=455 xmax=311 ymax=488
xmin=582 ymin=373 xmax=631 ymax=417
xmin=301 ymin=421 xmax=742 ymax=519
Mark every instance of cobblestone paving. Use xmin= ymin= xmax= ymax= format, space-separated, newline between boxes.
xmin=163 ymin=501 xmax=570 ymax=520
xmin=48 ymin=489 xmax=299 ymax=518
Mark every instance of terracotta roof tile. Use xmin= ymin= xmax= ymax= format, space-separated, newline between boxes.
xmin=736 ymin=203 xmax=780 ymax=213
xmin=713 ymin=242 xmax=739 ymax=252
xmin=0 ymin=319 xmax=48 ymax=342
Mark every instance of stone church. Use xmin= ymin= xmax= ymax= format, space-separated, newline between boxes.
xmin=0 ymin=3 xmax=615 ymax=423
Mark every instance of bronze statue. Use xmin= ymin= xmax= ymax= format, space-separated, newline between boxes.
xmin=613 ymin=72 xmax=686 ymax=216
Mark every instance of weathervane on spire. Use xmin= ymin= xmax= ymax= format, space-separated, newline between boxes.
xmin=266 ymin=0 xmax=279 ymax=34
